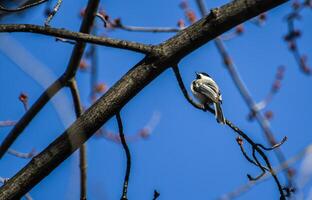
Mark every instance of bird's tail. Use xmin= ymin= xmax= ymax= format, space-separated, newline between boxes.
xmin=214 ymin=103 xmax=226 ymax=124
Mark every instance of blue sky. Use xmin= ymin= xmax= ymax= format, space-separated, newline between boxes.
xmin=0 ymin=0 xmax=312 ymax=199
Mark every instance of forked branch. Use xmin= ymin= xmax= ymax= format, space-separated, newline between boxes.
xmin=171 ymin=64 xmax=289 ymax=199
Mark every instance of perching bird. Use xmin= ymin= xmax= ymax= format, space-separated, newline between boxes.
xmin=191 ymin=72 xmax=226 ymax=124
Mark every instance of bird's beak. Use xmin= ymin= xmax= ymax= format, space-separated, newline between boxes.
xmin=195 ymin=72 xmax=200 ymax=78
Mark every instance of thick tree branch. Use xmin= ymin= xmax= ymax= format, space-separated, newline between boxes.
xmin=0 ymin=0 xmax=100 ymax=158
xmin=0 ymin=0 xmax=288 ymax=199
xmin=0 ymin=24 xmax=154 ymax=54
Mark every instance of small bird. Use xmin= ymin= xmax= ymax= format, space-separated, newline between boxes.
xmin=191 ymin=72 xmax=226 ymax=124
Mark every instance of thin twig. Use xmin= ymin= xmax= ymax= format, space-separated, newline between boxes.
xmin=0 ymin=120 xmax=16 ymax=127
xmin=172 ymin=65 xmax=205 ymax=110
xmin=236 ymin=137 xmax=269 ymax=171
xmin=284 ymin=2 xmax=311 ymax=74
xmin=256 ymin=136 xmax=287 ymax=151
xmin=218 ymin=144 xmax=312 ymax=200
xmin=96 ymin=13 xmax=182 ymax=33
xmin=44 ymin=0 xmax=63 ymax=26
xmin=247 ymin=147 xmax=266 ymax=181
xmin=153 ymin=190 xmax=160 ymax=200
xmin=68 ymin=79 xmax=87 ymax=200
xmin=116 ymin=112 xmax=131 ymax=200
xmin=0 ymin=0 xmax=48 ymax=12
xmin=8 ymin=148 xmax=36 ymax=159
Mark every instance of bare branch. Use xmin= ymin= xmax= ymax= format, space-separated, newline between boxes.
xmin=0 ymin=0 xmax=289 ymax=198
xmin=225 ymin=120 xmax=286 ymax=199
xmin=256 ymin=136 xmax=288 ymax=151
xmin=8 ymin=148 xmax=36 ymax=159
xmin=172 ymin=65 xmax=205 ymax=110
xmin=284 ymin=2 xmax=311 ymax=74
xmin=153 ymin=190 xmax=160 ymax=200
xmin=0 ymin=24 xmax=155 ymax=54
xmin=96 ymin=13 xmax=182 ymax=33
xmin=195 ymin=0 xmax=294 ymax=188
xmin=0 ymin=0 xmax=48 ymax=12
xmin=218 ymin=144 xmax=312 ymax=200
xmin=116 ymin=112 xmax=131 ymax=200
xmin=172 ymin=63 xmax=287 ymax=199
xmin=44 ymin=0 xmax=63 ymax=26
xmin=68 ymin=79 xmax=87 ymax=200
xmin=0 ymin=121 xmax=16 ymax=127
xmin=236 ymin=137 xmax=269 ymax=171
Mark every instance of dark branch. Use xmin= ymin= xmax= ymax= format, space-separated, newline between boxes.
xmin=172 ymin=64 xmax=287 ymax=199
xmin=0 ymin=0 xmax=48 ymax=12
xmin=195 ymin=0 xmax=294 ymax=188
xmin=68 ymin=79 xmax=87 ymax=200
xmin=172 ymin=65 xmax=205 ymax=110
xmin=153 ymin=190 xmax=160 ymax=200
xmin=0 ymin=24 xmax=155 ymax=54
xmin=236 ymin=137 xmax=269 ymax=171
xmin=44 ymin=0 xmax=63 ymax=26
xmin=116 ymin=112 xmax=131 ymax=200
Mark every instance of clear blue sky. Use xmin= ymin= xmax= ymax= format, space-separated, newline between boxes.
xmin=1 ymin=0 xmax=312 ymax=199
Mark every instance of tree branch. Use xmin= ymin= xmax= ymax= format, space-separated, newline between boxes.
xmin=195 ymin=0 xmax=294 ymax=187
xmin=68 ymin=79 xmax=87 ymax=200
xmin=116 ymin=112 xmax=131 ymax=200
xmin=171 ymin=64 xmax=287 ymax=199
xmin=0 ymin=24 xmax=155 ymax=54
xmin=95 ymin=13 xmax=182 ymax=33
xmin=0 ymin=0 xmax=48 ymax=12
xmin=44 ymin=0 xmax=63 ymax=26
xmin=0 ymin=0 xmax=100 ymax=158
xmin=0 ymin=0 xmax=289 ymax=198
xmin=219 ymin=144 xmax=310 ymax=200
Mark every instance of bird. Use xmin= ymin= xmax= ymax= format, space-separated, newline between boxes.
xmin=191 ymin=72 xmax=226 ymax=124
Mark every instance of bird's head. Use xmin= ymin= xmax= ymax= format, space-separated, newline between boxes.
xmin=195 ymin=72 xmax=210 ymax=79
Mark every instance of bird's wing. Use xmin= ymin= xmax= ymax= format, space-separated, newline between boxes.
xmin=205 ymin=78 xmax=219 ymax=94
xmin=194 ymin=82 xmax=219 ymax=103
